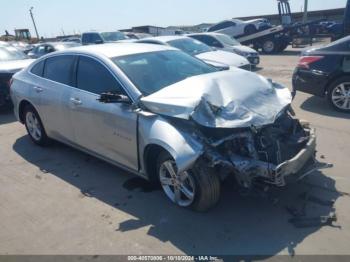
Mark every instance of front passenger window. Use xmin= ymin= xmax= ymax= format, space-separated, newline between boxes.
xmin=77 ymin=56 xmax=123 ymax=95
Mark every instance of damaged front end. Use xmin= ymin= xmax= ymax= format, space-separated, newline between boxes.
xmin=191 ymin=109 xmax=316 ymax=189
xmin=140 ymin=69 xmax=317 ymax=189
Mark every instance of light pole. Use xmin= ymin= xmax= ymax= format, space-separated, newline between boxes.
xmin=303 ymin=0 xmax=309 ymax=23
xmin=29 ymin=7 xmax=40 ymax=39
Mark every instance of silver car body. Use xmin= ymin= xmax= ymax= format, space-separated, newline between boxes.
xmin=11 ymin=43 xmax=316 ymax=189
xmin=136 ymin=36 xmax=251 ymax=69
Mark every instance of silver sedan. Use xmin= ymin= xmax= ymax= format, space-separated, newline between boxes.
xmin=11 ymin=43 xmax=316 ymax=211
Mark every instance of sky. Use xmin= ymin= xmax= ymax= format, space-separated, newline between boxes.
xmin=0 ymin=0 xmax=347 ymax=38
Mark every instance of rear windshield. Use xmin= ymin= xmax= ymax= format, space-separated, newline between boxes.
xmin=167 ymin=38 xmax=212 ymax=56
xmin=0 ymin=46 xmax=28 ymax=61
xmin=53 ymin=42 xmax=80 ymax=50
xmin=101 ymin=32 xmax=128 ymax=42
xmin=112 ymin=50 xmax=218 ymax=95
xmin=215 ymin=34 xmax=241 ymax=46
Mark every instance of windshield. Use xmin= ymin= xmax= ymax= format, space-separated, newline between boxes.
xmin=101 ymin=31 xmax=128 ymax=42
xmin=167 ymin=38 xmax=212 ymax=56
xmin=113 ymin=50 xmax=218 ymax=95
xmin=0 ymin=46 xmax=28 ymax=61
xmin=215 ymin=34 xmax=241 ymax=46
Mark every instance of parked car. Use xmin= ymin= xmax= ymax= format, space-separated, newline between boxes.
xmin=125 ymin=32 xmax=153 ymax=39
xmin=81 ymin=31 xmax=128 ymax=45
xmin=293 ymin=36 xmax=350 ymax=113
xmin=27 ymin=42 xmax=80 ymax=58
xmin=189 ymin=32 xmax=260 ymax=67
xmin=207 ymin=18 xmax=272 ymax=37
xmin=137 ymin=36 xmax=251 ymax=70
xmin=11 ymin=43 xmax=316 ymax=211
xmin=61 ymin=37 xmax=81 ymax=44
xmin=0 ymin=46 xmax=34 ymax=108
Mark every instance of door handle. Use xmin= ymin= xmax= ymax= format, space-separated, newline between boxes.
xmin=70 ymin=97 xmax=82 ymax=105
xmin=33 ymin=86 xmax=43 ymax=93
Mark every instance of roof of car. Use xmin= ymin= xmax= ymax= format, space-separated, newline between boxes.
xmin=144 ymin=35 xmax=189 ymax=43
xmin=67 ymin=42 xmax=177 ymax=58
xmin=188 ymin=32 xmax=223 ymax=37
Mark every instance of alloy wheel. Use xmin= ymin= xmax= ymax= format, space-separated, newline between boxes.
xmin=331 ymin=83 xmax=350 ymax=110
xmin=26 ymin=111 xmax=42 ymax=141
xmin=159 ymin=160 xmax=196 ymax=207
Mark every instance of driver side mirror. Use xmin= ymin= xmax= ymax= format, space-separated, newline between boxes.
xmin=98 ymin=92 xmax=131 ymax=104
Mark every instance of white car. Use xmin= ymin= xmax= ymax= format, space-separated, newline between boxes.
xmin=189 ymin=33 xmax=260 ymax=67
xmin=137 ymin=36 xmax=251 ymax=70
xmin=0 ymin=45 xmax=34 ymax=108
xmin=207 ymin=18 xmax=271 ymax=38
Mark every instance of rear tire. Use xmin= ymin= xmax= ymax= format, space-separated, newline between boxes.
xmin=327 ymin=77 xmax=350 ymax=113
xmin=157 ymin=152 xmax=220 ymax=212
xmin=23 ymin=104 xmax=51 ymax=146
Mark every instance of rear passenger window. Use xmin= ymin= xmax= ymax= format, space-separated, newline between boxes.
xmin=43 ymin=55 xmax=75 ymax=86
xmin=77 ymin=56 xmax=123 ymax=94
xmin=31 ymin=60 xmax=45 ymax=77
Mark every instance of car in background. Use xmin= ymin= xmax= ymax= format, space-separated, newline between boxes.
xmin=207 ymin=18 xmax=271 ymax=37
xmin=10 ymin=43 xmax=316 ymax=211
xmin=81 ymin=31 xmax=128 ymax=45
xmin=0 ymin=46 xmax=34 ymax=108
xmin=293 ymin=36 xmax=350 ymax=113
xmin=7 ymin=41 xmax=35 ymax=54
xmin=125 ymin=32 xmax=153 ymax=39
xmin=189 ymin=32 xmax=260 ymax=67
xmin=27 ymin=42 xmax=80 ymax=58
xmin=61 ymin=37 xmax=81 ymax=44
xmin=137 ymin=36 xmax=251 ymax=70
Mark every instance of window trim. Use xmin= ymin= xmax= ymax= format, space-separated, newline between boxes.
xmin=75 ymin=55 xmax=124 ymax=96
xmin=73 ymin=54 xmax=135 ymax=102
xmin=27 ymin=53 xmax=137 ymax=103
xmin=42 ymin=55 xmax=77 ymax=87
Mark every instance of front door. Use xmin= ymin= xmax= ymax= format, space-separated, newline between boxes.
xmin=68 ymin=55 xmax=138 ymax=170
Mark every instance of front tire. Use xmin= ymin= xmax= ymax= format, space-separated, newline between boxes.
xmin=262 ymin=39 xmax=277 ymax=54
xmin=157 ymin=152 xmax=220 ymax=211
xmin=24 ymin=104 xmax=51 ymax=146
xmin=327 ymin=77 xmax=350 ymax=113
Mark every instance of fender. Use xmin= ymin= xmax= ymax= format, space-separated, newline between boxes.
xmin=138 ymin=112 xmax=203 ymax=174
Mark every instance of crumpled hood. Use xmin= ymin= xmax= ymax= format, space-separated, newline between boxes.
xmin=141 ymin=69 xmax=292 ymax=128
xmin=196 ymin=50 xmax=249 ymax=68
xmin=0 ymin=59 xmax=35 ymax=74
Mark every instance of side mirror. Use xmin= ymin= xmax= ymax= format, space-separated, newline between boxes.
xmin=98 ymin=92 xmax=131 ymax=104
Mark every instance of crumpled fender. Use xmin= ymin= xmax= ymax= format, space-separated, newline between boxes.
xmin=138 ymin=112 xmax=203 ymax=174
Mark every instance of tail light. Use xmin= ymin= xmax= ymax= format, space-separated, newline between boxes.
xmin=297 ymin=56 xmax=324 ymax=69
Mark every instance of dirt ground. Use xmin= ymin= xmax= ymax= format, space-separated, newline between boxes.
xmin=0 ymin=46 xmax=350 ymax=256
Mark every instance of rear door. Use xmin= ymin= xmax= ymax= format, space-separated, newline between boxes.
xmin=38 ymin=55 xmax=77 ymax=142
xmin=68 ymin=55 xmax=138 ymax=170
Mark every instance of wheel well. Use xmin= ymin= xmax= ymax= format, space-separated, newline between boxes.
xmin=18 ymin=100 xmax=32 ymax=123
xmin=324 ymin=74 xmax=350 ymax=95
xmin=143 ymin=144 xmax=169 ymax=181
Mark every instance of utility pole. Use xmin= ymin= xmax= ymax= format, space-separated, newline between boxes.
xmin=303 ymin=0 xmax=308 ymax=23
xmin=29 ymin=7 xmax=40 ymax=39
